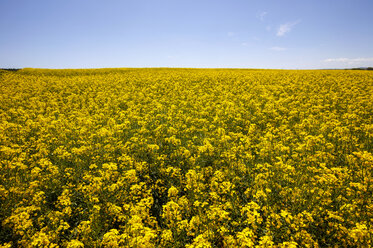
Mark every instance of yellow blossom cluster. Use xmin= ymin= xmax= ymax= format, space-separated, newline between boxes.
xmin=0 ymin=68 xmax=372 ymax=247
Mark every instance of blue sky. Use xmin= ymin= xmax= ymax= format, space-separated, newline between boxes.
xmin=1 ymin=0 xmax=373 ymax=69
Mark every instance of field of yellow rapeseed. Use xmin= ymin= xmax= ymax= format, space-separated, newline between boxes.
xmin=0 ymin=68 xmax=372 ymax=247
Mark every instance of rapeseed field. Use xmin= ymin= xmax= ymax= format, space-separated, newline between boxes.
xmin=0 ymin=68 xmax=372 ymax=247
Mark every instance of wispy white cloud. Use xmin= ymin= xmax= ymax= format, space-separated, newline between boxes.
xmin=270 ymin=46 xmax=287 ymax=51
xmin=277 ymin=20 xmax=300 ymax=37
xmin=323 ymin=57 xmax=373 ymax=64
xmin=258 ymin=11 xmax=268 ymax=21
xmin=241 ymin=42 xmax=249 ymax=46
xmin=227 ymin=32 xmax=235 ymax=37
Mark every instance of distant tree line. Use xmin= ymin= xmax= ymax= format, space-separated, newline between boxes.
xmin=0 ymin=68 xmax=21 ymax=71
xmin=350 ymin=67 xmax=373 ymax=70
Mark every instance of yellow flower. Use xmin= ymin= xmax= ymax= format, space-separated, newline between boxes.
xmin=186 ymin=233 xmax=212 ymax=248
xmin=102 ymin=229 xmax=120 ymax=247
xmin=66 ymin=239 xmax=84 ymax=248
xmin=168 ymin=186 xmax=179 ymax=199
xmin=236 ymin=228 xmax=255 ymax=247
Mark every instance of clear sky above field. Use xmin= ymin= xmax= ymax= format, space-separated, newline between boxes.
xmin=1 ymin=0 xmax=373 ymax=69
